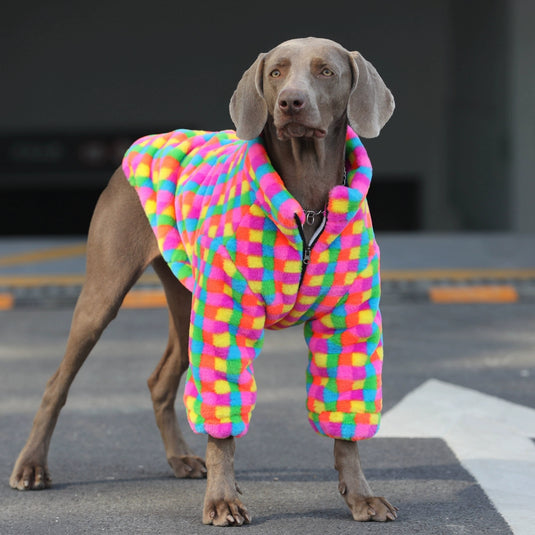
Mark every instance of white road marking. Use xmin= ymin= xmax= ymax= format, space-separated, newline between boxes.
xmin=379 ymin=379 xmax=535 ymax=535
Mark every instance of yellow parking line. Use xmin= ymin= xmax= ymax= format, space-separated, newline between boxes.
xmin=0 ymin=273 xmax=160 ymax=288
xmin=0 ymin=243 xmax=87 ymax=267
xmin=0 ymin=269 xmax=533 ymax=289
xmin=121 ymin=289 xmax=167 ymax=309
xmin=382 ymin=268 xmax=535 ymax=281
xmin=429 ymin=285 xmax=519 ymax=304
xmin=0 ymin=293 xmax=14 ymax=310
xmin=0 ymin=274 xmax=86 ymax=287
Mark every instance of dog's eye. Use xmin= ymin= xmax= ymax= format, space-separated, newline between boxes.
xmin=270 ymin=69 xmax=281 ymax=78
xmin=321 ymin=68 xmax=334 ymax=77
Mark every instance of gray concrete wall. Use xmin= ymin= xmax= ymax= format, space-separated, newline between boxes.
xmin=1 ymin=1 xmax=532 ymax=231
xmin=447 ymin=0 xmax=509 ymax=230
xmin=510 ymin=0 xmax=535 ymax=232
xmin=0 ymin=1 xmax=455 ymax=230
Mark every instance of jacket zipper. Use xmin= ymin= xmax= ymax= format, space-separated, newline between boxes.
xmin=295 ymin=212 xmax=327 ymax=288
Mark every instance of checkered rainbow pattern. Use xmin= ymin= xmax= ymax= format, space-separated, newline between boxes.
xmin=122 ymin=127 xmax=383 ymax=441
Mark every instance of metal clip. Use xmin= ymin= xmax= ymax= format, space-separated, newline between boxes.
xmin=304 ymin=209 xmax=324 ymax=226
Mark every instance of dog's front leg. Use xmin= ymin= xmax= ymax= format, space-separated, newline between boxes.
xmin=203 ymin=436 xmax=251 ymax=526
xmin=334 ymin=439 xmax=397 ymax=522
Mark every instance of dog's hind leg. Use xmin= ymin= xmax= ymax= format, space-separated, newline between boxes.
xmin=10 ymin=168 xmax=160 ymax=491
xmin=148 ymin=257 xmax=206 ymax=478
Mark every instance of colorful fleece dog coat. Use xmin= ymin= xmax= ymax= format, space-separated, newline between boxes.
xmin=122 ymin=127 xmax=383 ymax=441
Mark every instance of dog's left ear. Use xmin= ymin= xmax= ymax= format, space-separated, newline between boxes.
xmin=347 ymin=51 xmax=395 ymax=138
xmin=229 ymin=53 xmax=267 ymax=140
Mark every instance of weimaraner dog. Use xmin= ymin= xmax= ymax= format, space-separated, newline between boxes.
xmin=10 ymin=37 xmax=396 ymax=525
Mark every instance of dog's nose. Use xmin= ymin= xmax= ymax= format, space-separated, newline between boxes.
xmin=278 ymin=89 xmax=307 ymax=114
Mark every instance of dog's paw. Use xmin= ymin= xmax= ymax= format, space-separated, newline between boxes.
xmin=339 ymin=483 xmax=397 ymax=522
xmin=203 ymin=495 xmax=251 ymax=527
xmin=346 ymin=495 xmax=398 ymax=522
xmin=10 ymin=460 xmax=52 ymax=491
xmin=352 ymin=496 xmax=397 ymax=522
xmin=168 ymin=455 xmax=207 ymax=479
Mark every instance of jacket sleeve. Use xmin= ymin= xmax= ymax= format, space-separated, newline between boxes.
xmin=304 ymin=256 xmax=383 ymax=441
xmin=183 ymin=242 xmax=266 ymax=439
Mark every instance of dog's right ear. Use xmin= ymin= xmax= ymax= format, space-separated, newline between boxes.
xmin=229 ymin=53 xmax=267 ymax=140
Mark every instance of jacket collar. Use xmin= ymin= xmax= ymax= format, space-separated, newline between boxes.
xmin=245 ymin=126 xmax=373 ymax=241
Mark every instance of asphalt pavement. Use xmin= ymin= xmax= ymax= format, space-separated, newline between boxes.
xmin=0 ymin=233 xmax=534 ymax=534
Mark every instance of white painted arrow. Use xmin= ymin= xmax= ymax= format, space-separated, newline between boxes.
xmin=379 ymin=379 xmax=535 ymax=535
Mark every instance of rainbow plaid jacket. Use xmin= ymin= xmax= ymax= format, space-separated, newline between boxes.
xmin=122 ymin=127 xmax=383 ymax=441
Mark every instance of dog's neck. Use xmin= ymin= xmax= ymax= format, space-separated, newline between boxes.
xmin=262 ymin=118 xmax=348 ymax=215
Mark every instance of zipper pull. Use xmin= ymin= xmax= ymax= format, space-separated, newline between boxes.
xmin=303 ymin=247 xmax=311 ymax=265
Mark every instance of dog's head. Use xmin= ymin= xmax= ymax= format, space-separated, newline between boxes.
xmin=230 ymin=37 xmax=395 ymax=141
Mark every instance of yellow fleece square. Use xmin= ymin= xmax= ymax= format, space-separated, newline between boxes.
xmin=159 ymin=166 xmax=175 ymax=181
xmin=310 ymin=399 xmax=325 ymax=414
xmin=312 ymin=352 xmax=328 ymax=368
xmin=185 ymin=395 xmax=195 ymax=411
xmin=213 ymin=332 xmax=231 ymax=347
xmin=298 ymin=294 xmax=316 ymax=306
xmin=351 ymin=354 xmax=368 ymax=367
xmin=222 ymin=257 xmax=237 ymax=278
xmin=224 ymin=222 xmax=234 ymax=236
xmin=309 ymin=274 xmax=324 ymax=287
xmin=249 ymin=230 xmax=263 ymax=242
xmin=284 ymin=260 xmax=302 ymax=272
xmin=247 ymin=255 xmax=263 ymax=269
xmin=358 ymin=309 xmax=373 ymax=324
xmin=360 ymin=288 xmax=372 ymax=303
xmin=214 ymin=380 xmax=231 ymax=394
xmin=352 ymin=219 xmax=364 ymax=234
xmin=145 ymin=199 xmax=156 ymax=215
xmin=249 ymin=316 xmax=265 ymax=334
xmin=153 ymin=136 xmax=167 ymax=149
xmin=281 ymin=282 xmax=298 ymax=295
xmin=349 ymin=245 xmax=363 ymax=260
xmin=214 ymin=357 xmax=227 ymax=373
xmin=137 ymin=163 xmax=150 ymax=177
xmin=215 ymin=307 xmax=232 ymax=322
xmin=250 ymin=204 xmax=264 ymax=217
xmin=320 ymin=315 xmax=335 ymax=329
xmin=317 ymin=250 xmax=331 ymax=264
xmin=247 ymin=279 xmax=262 ymax=296
xmin=215 ymin=406 xmax=231 ymax=420
xmin=329 ymin=412 xmax=344 ymax=423
xmin=359 ymin=263 xmax=374 ymax=278
xmin=162 ymin=205 xmax=175 ymax=218
xmin=349 ymin=400 xmax=366 ymax=413
xmin=331 ymin=198 xmax=348 ymax=214
xmin=343 ymin=272 xmax=356 ymax=286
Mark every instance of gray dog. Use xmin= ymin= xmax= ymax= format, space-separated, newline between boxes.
xmin=11 ymin=37 xmax=396 ymax=526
